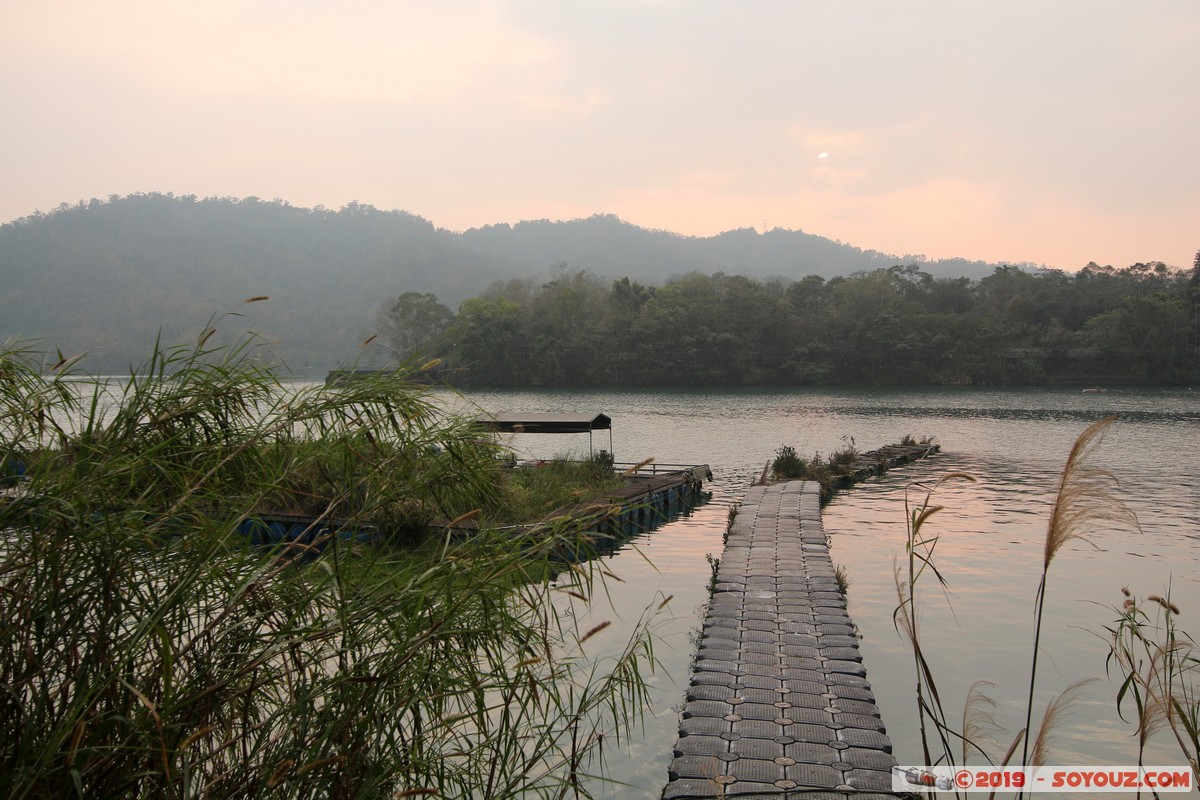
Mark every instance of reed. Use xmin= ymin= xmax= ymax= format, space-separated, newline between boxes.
xmin=961 ymin=680 xmax=1004 ymax=765
xmin=889 ymin=417 xmax=1166 ymax=797
xmin=1019 ymin=417 xmax=1139 ymax=777
xmin=1105 ymin=588 xmax=1200 ymax=786
xmin=893 ymin=472 xmax=976 ymax=767
xmin=0 ymin=327 xmax=656 ymax=798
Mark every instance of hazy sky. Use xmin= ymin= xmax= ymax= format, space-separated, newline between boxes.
xmin=3 ymin=1 xmax=1197 ymax=270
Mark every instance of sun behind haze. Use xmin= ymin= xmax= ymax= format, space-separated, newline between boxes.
xmin=2 ymin=0 xmax=1197 ymax=270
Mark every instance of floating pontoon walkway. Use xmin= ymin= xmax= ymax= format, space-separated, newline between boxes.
xmin=663 ymin=481 xmax=897 ymax=799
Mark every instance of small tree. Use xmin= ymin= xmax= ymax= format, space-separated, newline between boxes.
xmin=376 ymin=291 xmax=453 ymax=362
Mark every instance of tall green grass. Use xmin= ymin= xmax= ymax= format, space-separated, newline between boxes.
xmin=487 ymin=458 xmax=626 ymax=527
xmin=0 ymin=327 xmax=656 ymax=798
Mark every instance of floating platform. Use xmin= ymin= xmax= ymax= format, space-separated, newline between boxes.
xmin=662 ymin=481 xmax=897 ymax=799
xmin=829 ymin=442 xmax=940 ymax=489
xmin=235 ymin=511 xmax=383 ymax=552
xmin=462 ymin=462 xmax=712 ymax=562
xmin=236 ymin=463 xmax=712 ymax=561
xmin=571 ymin=462 xmax=712 ymax=536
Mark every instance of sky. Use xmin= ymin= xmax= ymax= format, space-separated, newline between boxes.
xmin=3 ymin=0 xmax=1198 ymax=271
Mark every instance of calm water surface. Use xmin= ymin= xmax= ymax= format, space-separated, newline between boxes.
xmin=450 ymin=387 xmax=1200 ymax=797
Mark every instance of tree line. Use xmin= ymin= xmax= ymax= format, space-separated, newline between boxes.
xmin=1 ymin=194 xmax=1006 ymax=372
xmin=3 ymin=195 xmax=1193 ymax=379
xmin=376 ymin=258 xmax=1200 ymax=387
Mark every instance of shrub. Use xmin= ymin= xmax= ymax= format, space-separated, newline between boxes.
xmin=771 ymin=444 xmax=807 ymax=479
xmin=829 ymin=436 xmax=858 ymax=469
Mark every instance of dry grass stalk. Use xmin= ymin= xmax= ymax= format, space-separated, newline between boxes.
xmin=961 ymin=680 xmax=1006 ymax=764
xmin=1028 ymin=679 xmax=1097 ymax=767
xmin=894 ymin=471 xmax=976 ymax=768
xmin=1021 ymin=416 xmax=1141 ymax=790
xmin=1043 ymin=416 xmax=1139 ymax=568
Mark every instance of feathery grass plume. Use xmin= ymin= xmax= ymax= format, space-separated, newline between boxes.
xmin=1021 ymin=417 xmax=1140 ymax=780
xmin=961 ymin=680 xmax=1006 ymax=764
xmin=1042 ymin=416 xmax=1138 ymax=568
xmin=600 ymin=567 xmax=624 ymax=583
xmin=621 ymin=457 xmax=655 ymax=477
xmin=1029 ymin=679 xmax=1098 ymax=767
xmin=579 ymin=621 xmax=612 ymax=645
xmin=445 ymin=508 xmax=481 ymax=528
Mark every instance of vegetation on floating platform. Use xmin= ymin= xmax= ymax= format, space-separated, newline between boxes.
xmin=0 ymin=328 xmax=657 ymax=798
xmin=769 ymin=436 xmax=938 ymax=500
xmin=487 ymin=455 xmax=626 ymax=529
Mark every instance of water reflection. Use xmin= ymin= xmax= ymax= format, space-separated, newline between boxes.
xmin=451 ymin=387 xmax=1200 ymax=797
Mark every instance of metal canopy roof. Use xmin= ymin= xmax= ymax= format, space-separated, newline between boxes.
xmin=474 ymin=412 xmax=612 ymax=434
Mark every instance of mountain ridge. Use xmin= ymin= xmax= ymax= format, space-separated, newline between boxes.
xmin=1 ymin=193 xmax=1031 ymax=371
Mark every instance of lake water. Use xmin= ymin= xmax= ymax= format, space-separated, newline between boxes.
xmin=451 ymin=386 xmax=1200 ymax=797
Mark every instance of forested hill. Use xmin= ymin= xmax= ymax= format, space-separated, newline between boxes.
xmin=390 ymin=262 xmax=1200 ymax=388
xmin=1 ymin=195 xmax=489 ymax=372
xmin=1 ymin=194 xmax=1008 ymax=372
xmin=459 ymin=217 xmax=1002 ymax=282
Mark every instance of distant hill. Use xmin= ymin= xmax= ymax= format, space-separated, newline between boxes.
xmin=0 ymin=194 xmax=1017 ymax=372
xmin=462 ymin=215 xmax=1005 ymax=283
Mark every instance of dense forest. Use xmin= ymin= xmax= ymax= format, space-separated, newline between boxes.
xmin=2 ymin=194 xmax=1196 ymax=384
xmin=2 ymin=194 xmax=1009 ymax=372
xmin=377 ymin=260 xmax=1200 ymax=387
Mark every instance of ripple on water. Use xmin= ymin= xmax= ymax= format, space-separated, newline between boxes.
xmin=449 ymin=387 xmax=1200 ymax=797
